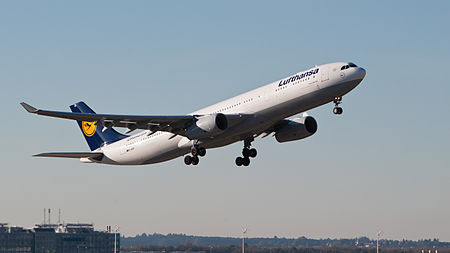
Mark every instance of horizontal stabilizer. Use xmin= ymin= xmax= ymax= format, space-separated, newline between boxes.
xmin=33 ymin=152 xmax=103 ymax=159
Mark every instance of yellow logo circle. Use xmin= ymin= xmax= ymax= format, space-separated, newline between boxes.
xmin=82 ymin=121 xmax=97 ymax=137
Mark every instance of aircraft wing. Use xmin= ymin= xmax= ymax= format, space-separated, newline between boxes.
xmin=258 ymin=119 xmax=290 ymax=138
xmin=21 ymin=102 xmax=252 ymax=136
xmin=34 ymin=152 xmax=103 ymax=159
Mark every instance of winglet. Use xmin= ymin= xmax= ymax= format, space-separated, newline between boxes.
xmin=20 ymin=102 xmax=38 ymax=113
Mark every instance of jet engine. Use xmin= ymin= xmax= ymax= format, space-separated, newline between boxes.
xmin=186 ymin=113 xmax=228 ymax=140
xmin=275 ymin=116 xmax=317 ymax=143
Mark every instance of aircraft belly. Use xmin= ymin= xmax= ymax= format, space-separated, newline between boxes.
xmin=200 ymin=115 xmax=274 ymax=149
xmin=102 ymin=145 xmax=144 ymax=165
xmin=140 ymin=135 xmax=188 ymax=164
xmin=98 ymin=133 xmax=184 ymax=165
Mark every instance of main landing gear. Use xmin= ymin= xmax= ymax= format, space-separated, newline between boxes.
xmin=235 ymin=138 xmax=257 ymax=167
xmin=333 ymin=96 xmax=343 ymax=115
xmin=184 ymin=145 xmax=206 ymax=166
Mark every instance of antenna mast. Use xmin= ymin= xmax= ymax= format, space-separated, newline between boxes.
xmin=242 ymin=226 xmax=247 ymax=253
xmin=376 ymin=230 xmax=383 ymax=253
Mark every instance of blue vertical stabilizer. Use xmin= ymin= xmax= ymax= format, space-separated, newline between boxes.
xmin=70 ymin=101 xmax=128 ymax=151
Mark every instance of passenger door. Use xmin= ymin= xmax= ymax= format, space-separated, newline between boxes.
xmin=320 ymin=66 xmax=329 ymax=84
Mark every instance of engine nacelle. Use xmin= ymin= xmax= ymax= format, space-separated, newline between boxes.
xmin=185 ymin=113 xmax=228 ymax=140
xmin=275 ymin=116 xmax=318 ymax=143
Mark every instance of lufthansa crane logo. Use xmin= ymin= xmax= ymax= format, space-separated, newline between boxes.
xmin=82 ymin=121 xmax=97 ymax=137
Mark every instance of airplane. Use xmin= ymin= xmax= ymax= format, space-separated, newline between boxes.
xmin=21 ymin=61 xmax=366 ymax=166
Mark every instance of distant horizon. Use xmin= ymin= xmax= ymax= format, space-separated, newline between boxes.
xmin=119 ymin=232 xmax=450 ymax=249
xmin=122 ymin=232 xmax=448 ymax=242
xmin=2 ymin=219 xmax=447 ymax=242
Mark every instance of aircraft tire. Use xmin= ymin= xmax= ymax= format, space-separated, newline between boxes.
xmin=235 ymin=157 xmax=243 ymax=166
xmin=242 ymin=157 xmax=250 ymax=166
xmin=333 ymin=107 xmax=344 ymax=115
xmin=191 ymin=156 xmax=199 ymax=165
xmin=242 ymin=148 xmax=250 ymax=158
xmin=184 ymin=155 xmax=192 ymax=165
xmin=198 ymin=147 xmax=206 ymax=157
xmin=249 ymin=148 xmax=257 ymax=158
xmin=333 ymin=107 xmax=339 ymax=114
xmin=191 ymin=147 xmax=198 ymax=156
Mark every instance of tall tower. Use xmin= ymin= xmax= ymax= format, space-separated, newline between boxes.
xmin=376 ymin=231 xmax=382 ymax=253
xmin=242 ymin=227 xmax=247 ymax=253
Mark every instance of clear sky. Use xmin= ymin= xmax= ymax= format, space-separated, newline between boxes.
xmin=1 ymin=0 xmax=449 ymax=241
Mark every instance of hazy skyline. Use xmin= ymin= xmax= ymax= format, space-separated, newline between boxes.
xmin=1 ymin=1 xmax=449 ymax=241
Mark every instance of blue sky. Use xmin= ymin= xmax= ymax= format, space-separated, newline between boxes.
xmin=1 ymin=1 xmax=449 ymax=240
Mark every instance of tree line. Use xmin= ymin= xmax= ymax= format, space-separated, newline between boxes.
xmin=121 ymin=233 xmax=450 ymax=248
xmin=122 ymin=244 xmax=450 ymax=253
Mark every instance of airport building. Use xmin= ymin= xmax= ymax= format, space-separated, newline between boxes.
xmin=0 ymin=222 xmax=119 ymax=253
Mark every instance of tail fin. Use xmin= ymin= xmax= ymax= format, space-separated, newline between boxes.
xmin=70 ymin=101 xmax=128 ymax=151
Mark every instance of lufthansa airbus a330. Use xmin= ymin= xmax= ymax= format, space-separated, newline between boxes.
xmin=21 ymin=62 xmax=366 ymax=166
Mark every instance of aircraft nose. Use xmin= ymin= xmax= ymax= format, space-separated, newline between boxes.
xmin=356 ymin=67 xmax=366 ymax=80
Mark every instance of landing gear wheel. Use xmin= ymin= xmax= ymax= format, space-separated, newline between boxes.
xmin=198 ymin=147 xmax=206 ymax=157
xmin=184 ymin=155 xmax=192 ymax=165
xmin=242 ymin=148 xmax=250 ymax=157
xmin=333 ymin=107 xmax=343 ymax=115
xmin=191 ymin=156 xmax=199 ymax=165
xmin=242 ymin=157 xmax=250 ymax=166
xmin=236 ymin=137 xmax=257 ymax=166
xmin=249 ymin=148 xmax=257 ymax=158
xmin=333 ymin=96 xmax=342 ymax=105
xmin=191 ymin=147 xmax=198 ymax=156
xmin=333 ymin=97 xmax=343 ymax=115
xmin=235 ymin=157 xmax=243 ymax=166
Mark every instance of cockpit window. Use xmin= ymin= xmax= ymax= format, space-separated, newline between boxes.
xmin=341 ymin=63 xmax=357 ymax=70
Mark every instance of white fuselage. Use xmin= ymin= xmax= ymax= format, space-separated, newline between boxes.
xmin=95 ymin=62 xmax=366 ymax=165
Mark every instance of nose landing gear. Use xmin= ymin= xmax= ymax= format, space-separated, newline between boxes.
xmin=184 ymin=145 xmax=206 ymax=166
xmin=235 ymin=137 xmax=257 ymax=167
xmin=333 ymin=96 xmax=343 ymax=115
